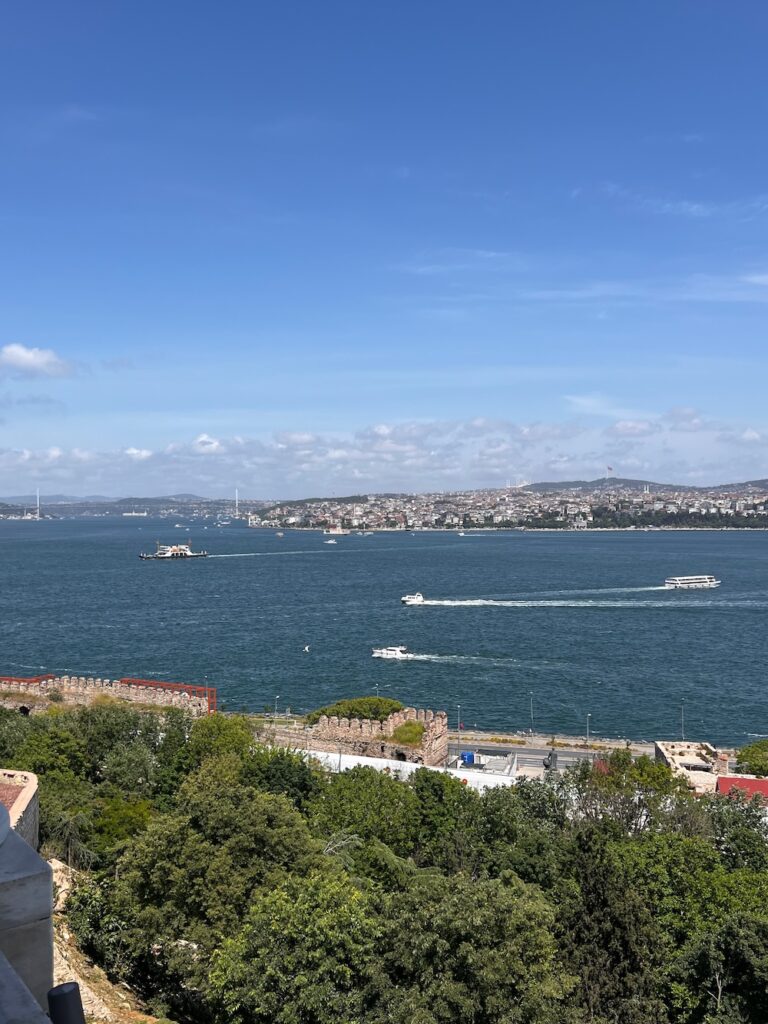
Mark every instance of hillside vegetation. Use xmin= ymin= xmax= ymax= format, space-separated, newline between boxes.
xmin=2 ymin=704 xmax=768 ymax=1023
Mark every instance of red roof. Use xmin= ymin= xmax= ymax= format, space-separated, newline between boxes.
xmin=716 ymin=776 xmax=768 ymax=798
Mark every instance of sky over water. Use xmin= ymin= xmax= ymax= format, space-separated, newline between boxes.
xmin=1 ymin=2 xmax=767 ymax=495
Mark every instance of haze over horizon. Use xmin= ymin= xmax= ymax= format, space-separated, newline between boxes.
xmin=1 ymin=2 xmax=767 ymax=496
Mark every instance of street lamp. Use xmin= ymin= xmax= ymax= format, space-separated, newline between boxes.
xmin=274 ymin=694 xmax=280 ymax=723
xmin=529 ymin=691 xmax=534 ymax=735
xmin=457 ymin=703 xmax=461 ymax=763
xmin=375 ymin=682 xmax=380 ymax=699
xmin=586 ymin=713 xmax=591 ymax=746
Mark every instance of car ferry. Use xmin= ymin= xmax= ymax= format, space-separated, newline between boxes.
xmin=664 ymin=575 xmax=720 ymax=589
xmin=139 ymin=541 xmax=208 ymax=560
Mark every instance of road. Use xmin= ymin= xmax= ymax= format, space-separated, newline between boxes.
xmin=448 ymin=742 xmax=595 ymax=771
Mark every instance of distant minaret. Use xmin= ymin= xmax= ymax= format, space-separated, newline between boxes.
xmin=235 ymin=487 xmax=239 ymax=518
xmin=36 ymin=487 xmax=40 ymax=520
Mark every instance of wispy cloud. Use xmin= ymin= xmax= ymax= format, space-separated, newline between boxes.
xmin=600 ymin=181 xmax=768 ymax=221
xmin=400 ymin=248 xmax=525 ymax=276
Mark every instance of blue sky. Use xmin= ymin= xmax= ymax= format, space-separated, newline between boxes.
xmin=1 ymin=1 xmax=767 ymax=495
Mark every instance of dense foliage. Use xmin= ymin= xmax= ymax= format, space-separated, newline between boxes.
xmin=304 ymin=696 xmax=403 ymax=725
xmin=5 ymin=702 xmax=768 ymax=1023
xmin=736 ymin=738 xmax=768 ymax=777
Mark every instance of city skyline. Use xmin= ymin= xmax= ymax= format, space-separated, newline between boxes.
xmin=2 ymin=3 xmax=767 ymax=494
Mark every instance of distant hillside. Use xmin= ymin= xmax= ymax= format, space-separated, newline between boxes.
xmin=113 ymin=494 xmax=208 ymax=505
xmin=523 ymin=476 xmax=768 ymax=494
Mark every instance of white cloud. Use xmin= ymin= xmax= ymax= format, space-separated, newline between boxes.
xmin=1 ymin=412 xmax=767 ymax=495
xmin=0 ymin=343 xmax=71 ymax=378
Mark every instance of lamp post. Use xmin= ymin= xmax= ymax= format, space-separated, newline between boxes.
xmin=586 ymin=712 xmax=591 ymax=746
xmin=274 ymin=694 xmax=280 ymax=724
xmin=375 ymin=682 xmax=380 ymax=699
xmin=529 ymin=691 xmax=534 ymax=735
xmin=457 ymin=703 xmax=461 ymax=764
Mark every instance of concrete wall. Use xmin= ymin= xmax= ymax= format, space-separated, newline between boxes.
xmin=270 ymin=707 xmax=449 ymax=766
xmin=0 ymin=675 xmax=210 ymax=716
xmin=0 ymin=819 xmax=53 ymax=1011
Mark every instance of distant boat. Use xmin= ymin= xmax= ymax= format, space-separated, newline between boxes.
xmin=401 ymin=592 xmax=425 ymax=605
xmin=276 ymin=531 xmax=285 ymax=537
xmin=664 ymin=575 xmax=720 ymax=589
xmin=139 ymin=541 xmax=208 ymax=560
xmin=324 ymin=539 xmax=337 ymax=545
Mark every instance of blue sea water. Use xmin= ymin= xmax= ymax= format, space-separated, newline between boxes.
xmin=0 ymin=519 xmax=766 ymax=746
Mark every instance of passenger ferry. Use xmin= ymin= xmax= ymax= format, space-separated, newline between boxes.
xmin=664 ymin=575 xmax=720 ymax=589
xmin=372 ymin=645 xmax=412 ymax=659
xmin=139 ymin=541 xmax=208 ymax=560
xmin=401 ymin=592 xmax=425 ymax=605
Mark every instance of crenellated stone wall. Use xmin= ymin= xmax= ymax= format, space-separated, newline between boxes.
xmin=0 ymin=675 xmax=211 ymax=717
xmin=271 ymin=706 xmax=449 ymax=766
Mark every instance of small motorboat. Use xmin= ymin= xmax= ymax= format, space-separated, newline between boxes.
xmin=401 ymin=592 xmax=425 ymax=605
xmin=372 ymin=645 xmax=413 ymax=660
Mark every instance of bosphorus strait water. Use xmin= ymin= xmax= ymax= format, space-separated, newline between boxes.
xmin=1 ymin=519 xmax=766 ymax=746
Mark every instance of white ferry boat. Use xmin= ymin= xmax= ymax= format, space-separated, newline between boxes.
xmin=401 ymin=592 xmax=425 ymax=605
xmin=139 ymin=541 xmax=208 ymax=560
xmin=372 ymin=645 xmax=412 ymax=659
xmin=664 ymin=575 xmax=720 ymax=589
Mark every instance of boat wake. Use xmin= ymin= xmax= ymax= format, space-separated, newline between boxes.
xmin=399 ymin=653 xmax=515 ymax=665
xmin=209 ymin=550 xmax=315 ymax=558
xmin=417 ymin=598 xmax=763 ymax=609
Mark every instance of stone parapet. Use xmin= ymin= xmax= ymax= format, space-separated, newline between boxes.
xmin=0 ymin=674 xmax=213 ymax=717
xmin=270 ymin=706 xmax=448 ymax=766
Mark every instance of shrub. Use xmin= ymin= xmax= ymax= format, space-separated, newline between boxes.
xmin=47 ymin=689 xmax=64 ymax=703
xmin=305 ymin=696 xmax=403 ymax=725
xmin=390 ymin=721 xmax=424 ymax=746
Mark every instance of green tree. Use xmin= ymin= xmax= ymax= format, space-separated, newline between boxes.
xmin=674 ymin=914 xmax=768 ymax=1023
xmin=101 ymin=741 xmax=156 ymax=797
xmin=210 ymin=874 xmax=380 ymax=1024
xmin=370 ymin=873 xmax=575 ymax=1024
xmin=475 ymin=780 xmax=571 ymax=889
xmin=188 ymin=712 xmax=254 ymax=765
xmin=408 ymin=768 xmax=480 ymax=873
xmin=561 ymin=749 xmax=691 ymax=835
xmin=309 ymin=766 xmax=420 ymax=857
xmin=736 ymin=739 xmax=768 ymax=777
xmin=240 ymin=745 xmax=324 ymax=810
xmin=560 ymin=825 xmax=668 ymax=1024
xmin=15 ymin=725 xmax=88 ymax=778
xmin=100 ymin=756 xmax=326 ymax=1014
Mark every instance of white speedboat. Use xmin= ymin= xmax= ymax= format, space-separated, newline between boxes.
xmin=324 ymin=539 xmax=337 ymax=545
xmin=664 ymin=575 xmax=721 ymax=589
xmin=372 ymin=645 xmax=412 ymax=659
xmin=401 ymin=592 xmax=425 ymax=605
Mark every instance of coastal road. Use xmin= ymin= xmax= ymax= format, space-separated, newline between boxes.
xmin=448 ymin=742 xmax=594 ymax=771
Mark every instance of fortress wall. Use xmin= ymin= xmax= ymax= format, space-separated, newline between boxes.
xmin=0 ymin=676 xmax=210 ymax=716
xmin=271 ymin=707 xmax=449 ymax=766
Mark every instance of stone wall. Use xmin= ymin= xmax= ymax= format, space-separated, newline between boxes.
xmin=270 ymin=707 xmax=449 ymax=766
xmin=0 ymin=675 xmax=211 ymax=717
